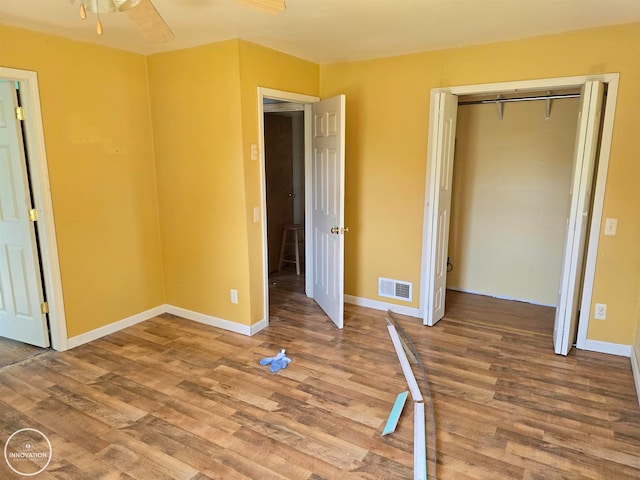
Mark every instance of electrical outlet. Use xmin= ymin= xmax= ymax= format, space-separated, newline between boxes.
xmin=594 ymin=303 xmax=606 ymax=320
xmin=230 ymin=289 xmax=238 ymax=304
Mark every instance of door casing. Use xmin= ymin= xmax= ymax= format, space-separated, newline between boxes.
xmin=257 ymin=88 xmax=319 ymax=326
xmin=0 ymin=67 xmax=68 ymax=351
xmin=420 ymin=73 xmax=619 ymax=352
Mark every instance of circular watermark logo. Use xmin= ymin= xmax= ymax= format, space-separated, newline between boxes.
xmin=4 ymin=428 xmax=52 ymax=476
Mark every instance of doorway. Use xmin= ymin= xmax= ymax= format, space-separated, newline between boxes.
xmin=421 ymin=74 xmax=619 ymax=355
xmin=264 ymin=106 xmax=306 ymax=298
xmin=0 ymin=67 xmax=67 ymax=352
xmin=445 ymin=88 xmax=582 ymax=336
xmin=257 ymin=88 xmax=347 ymax=329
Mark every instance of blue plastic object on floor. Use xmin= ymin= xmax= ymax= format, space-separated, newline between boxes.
xmin=269 ymin=355 xmax=291 ymax=373
xmin=382 ymin=391 xmax=409 ymax=436
xmin=259 ymin=349 xmax=292 ymax=373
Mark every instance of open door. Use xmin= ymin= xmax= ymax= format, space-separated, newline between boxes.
xmin=553 ymin=81 xmax=605 ymax=355
xmin=423 ymin=92 xmax=458 ymax=326
xmin=0 ymin=81 xmax=49 ymax=348
xmin=311 ymin=95 xmax=346 ymax=328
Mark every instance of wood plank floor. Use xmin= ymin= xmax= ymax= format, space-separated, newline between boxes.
xmin=0 ymin=336 xmax=47 ymax=369
xmin=1 ymin=280 xmax=639 ymax=479
xmin=444 ymin=289 xmax=555 ymax=336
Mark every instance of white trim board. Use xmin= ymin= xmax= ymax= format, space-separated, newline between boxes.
xmin=582 ymin=339 xmax=632 ymax=357
xmin=67 ymin=305 xmax=268 ymax=349
xmin=344 ymin=295 xmax=421 ymax=319
xmin=166 ymin=305 xmax=267 ymax=336
xmin=67 ymin=305 xmax=166 ymax=349
xmin=631 ymin=347 xmax=640 ymax=407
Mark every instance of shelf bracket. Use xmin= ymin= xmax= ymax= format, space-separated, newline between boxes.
xmin=545 ymin=91 xmax=551 ymax=120
xmin=497 ymin=95 xmax=503 ymax=121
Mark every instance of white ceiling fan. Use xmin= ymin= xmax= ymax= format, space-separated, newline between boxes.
xmin=73 ymin=0 xmax=286 ymax=42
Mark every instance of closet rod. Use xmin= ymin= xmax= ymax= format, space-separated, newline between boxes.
xmin=459 ymin=93 xmax=580 ymax=105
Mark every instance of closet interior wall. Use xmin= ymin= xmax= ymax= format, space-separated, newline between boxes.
xmin=447 ymin=93 xmax=581 ymax=307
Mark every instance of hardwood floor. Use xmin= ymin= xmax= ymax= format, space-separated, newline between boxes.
xmin=444 ymin=289 xmax=555 ymax=336
xmin=0 ymin=336 xmax=47 ymax=369
xmin=0 ymin=282 xmax=639 ymax=479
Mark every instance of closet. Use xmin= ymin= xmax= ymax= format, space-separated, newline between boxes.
xmin=446 ymin=90 xmax=581 ymax=317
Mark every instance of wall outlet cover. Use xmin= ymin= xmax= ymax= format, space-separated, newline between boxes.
xmin=594 ymin=303 xmax=606 ymax=320
xmin=604 ymin=218 xmax=618 ymax=236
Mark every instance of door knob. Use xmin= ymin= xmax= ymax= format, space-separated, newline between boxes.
xmin=331 ymin=227 xmax=349 ymax=234
xmin=288 ymin=192 xmax=295 ymax=198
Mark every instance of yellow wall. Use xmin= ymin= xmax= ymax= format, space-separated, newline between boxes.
xmin=448 ymin=98 xmax=579 ymax=306
xmin=147 ymin=40 xmax=318 ymax=325
xmin=147 ymin=41 xmax=251 ymax=324
xmin=0 ymin=25 xmax=165 ymax=338
xmin=635 ymin=299 xmax=640 ymax=360
xmin=237 ymin=41 xmax=319 ymax=323
xmin=3 ymin=21 xmax=639 ymax=347
xmin=320 ymin=23 xmax=640 ymax=345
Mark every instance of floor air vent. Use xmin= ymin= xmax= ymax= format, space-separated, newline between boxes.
xmin=378 ymin=277 xmax=413 ymax=302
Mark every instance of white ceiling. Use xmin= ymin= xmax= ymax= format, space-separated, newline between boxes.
xmin=1 ymin=0 xmax=640 ymax=63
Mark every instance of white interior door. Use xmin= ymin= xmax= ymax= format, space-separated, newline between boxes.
xmin=553 ymin=81 xmax=604 ymax=356
xmin=311 ymin=95 xmax=346 ymax=328
xmin=0 ymin=81 xmax=49 ymax=348
xmin=423 ymin=92 xmax=458 ymax=326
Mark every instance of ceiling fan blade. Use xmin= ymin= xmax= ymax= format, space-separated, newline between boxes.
xmin=234 ymin=0 xmax=286 ymax=15
xmin=126 ymin=0 xmax=175 ymax=43
xmin=83 ymin=0 xmax=118 ymax=13
xmin=117 ymin=0 xmax=142 ymax=11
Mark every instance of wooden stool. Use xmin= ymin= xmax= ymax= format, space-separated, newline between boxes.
xmin=278 ymin=224 xmax=305 ymax=275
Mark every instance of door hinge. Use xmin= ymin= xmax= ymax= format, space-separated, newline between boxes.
xmin=15 ymin=106 xmax=25 ymax=121
xmin=41 ymin=302 xmax=49 ymax=314
xmin=29 ymin=208 xmax=38 ymax=222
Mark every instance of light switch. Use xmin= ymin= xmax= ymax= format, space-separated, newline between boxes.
xmin=604 ymin=218 xmax=617 ymax=236
xmin=250 ymin=144 xmax=258 ymax=161
xmin=253 ymin=207 xmax=260 ymax=223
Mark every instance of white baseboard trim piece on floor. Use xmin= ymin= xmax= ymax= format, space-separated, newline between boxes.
xmin=582 ymin=339 xmax=632 ymax=357
xmin=166 ymin=305 xmax=255 ymax=336
xmin=67 ymin=305 xmax=167 ymax=349
xmin=344 ymin=295 xmax=421 ymax=318
xmin=631 ymin=346 xmax=640 ymax=407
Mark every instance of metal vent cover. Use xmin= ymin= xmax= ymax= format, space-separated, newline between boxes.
xmin=378 ymin=277 xmax=413 ymax=302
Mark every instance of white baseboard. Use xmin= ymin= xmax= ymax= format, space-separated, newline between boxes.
xmin=344 ymin=294 xmax=421 ymax=318
xmin=67 ymin=305 xmax=166 ymax=349
xmin=165 ymin=305 xmax=256 ymax=336
xmin=66 ymin=304 xmax=267 ymax=349
xmin=250 ymin=318 xmax=268 ymax=335
xmin=582 ymin=339 xmax=632 ymax=357
xmin=632 ymin=347 xmax=640 ymax=407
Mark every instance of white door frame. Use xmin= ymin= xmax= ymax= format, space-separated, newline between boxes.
xmin=0 ymin=67 xmax=68 ymax=351
xmin=420 ymin=73 xmax=619 ymax=351
xmin=257 ymin=87 xmax=319 ymax=326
